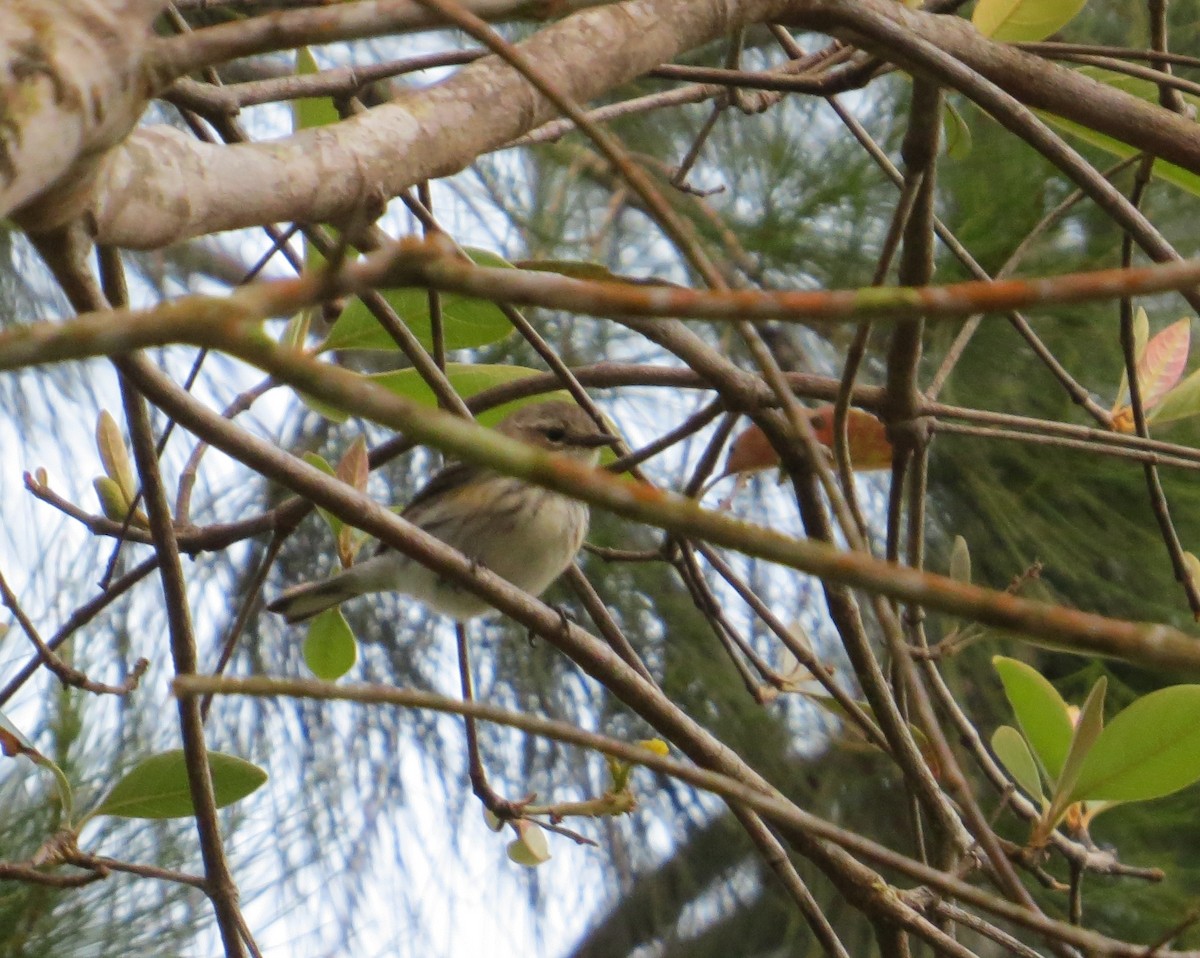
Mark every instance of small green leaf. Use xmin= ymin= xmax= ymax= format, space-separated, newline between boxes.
xmin=335 ymin=436 xmax=370 ymax=493
xmin=96 ymin=410 xmax=137 ymax=504
xmin=991 ymin=725 xmax=1046 ymax=805
xmin=0 ymin=708 xmax=73 ymax=820
xmin=281 ymin=309 xmax=314 ymax=349
xmin=303 ymin=608 xmax=357 ymax=680
xmin=94 ymin=750 xmax=267 ymax=819
xmin=1147 ymin=365 xmax=1200 ymax=425
xmin=1115 ymin=307 xmax=1150 ymax=408
xmin=942 ymin=100 xmax=973 ymax=160
xmin=949 ymin=536 xmax=971 ymax=584
xmin=1070 ymin=685 xmax=1200 ymax=803
xmin=1044 ymin=675 xmax=1106 ymax=828
xmin=94 ymin=476 xmax=130 ymax=521
xmin=994 ymin=656 xmax=1074 ymax=782
xmin=301 ymin=452 xmax=344 ymax=536
xmin=506 ymin=821 xmax=551 ymax=867
xmin=322 ymin=248 xmax=515 ymax=352
xmin=972 ymin=0 xmax=1087 ymax=42
xmin=293 ymin=48 xmax=340 ymax=132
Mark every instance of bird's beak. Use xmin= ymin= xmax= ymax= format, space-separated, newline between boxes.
xmin=576 ymin=431 xmax=620 ymax=449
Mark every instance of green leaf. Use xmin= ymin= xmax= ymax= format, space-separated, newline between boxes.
xmin=96 ymin=410 xmax=137 ymax=504
xmin=512 ymin=259 xmax=629 ymax=282
xmin=991 ymin=725 xmax=1046 ymax=805
xmin=322 ymin=248 xmax=515 ymax=352
xmin=371 ymin=364 xmax=568 ymax=426
xmin=301 ymin=452 xmax=344 ymax=536
xmin=298 ymin=362 xmax=570 ymax=425
xmin=1070 ymin=685 xmax=1200 ymax=803
xmin=0 ymin=709 xmax=74 ymax=822
xmin=293 ymin=48 xmax=340 ymax=132
xmin=506 ymin=821 xmax=551 ymax=867
xmin=993 ymin=656 xmax=1074 ymax=782
xmin=94 ymin=750 xmax=267 ymax=819
xmin=303 ymin=608 xmax=357 ymax=680
xmin=949 ymin=535 xmax=971 ymax=584
xmin=1045 ymin=675 xmax=1106 ymax=826
xmin=1037 ymin=69 xmax=1200 ymax=198
xmin=972 ymin=0 xmax=1087 ymax=42
xmin=281 ymin=309 xmax=314 ymax=349
xmin=1147 ymin=365 xmax=1200 ymax=425
xmin=94 ymin=475 xmax=130 ymax=521
xmin=942 ymin=100 xmax=973 ymax=160
xmin=1115 ymin=306 xmax=1150 ymax=408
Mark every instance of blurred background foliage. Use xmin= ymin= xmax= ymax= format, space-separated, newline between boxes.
xmin=4 ymin=2 xmax=1200 ymax=956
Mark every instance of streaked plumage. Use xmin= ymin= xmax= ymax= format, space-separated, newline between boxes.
xmin=268 ymin=402 xmax=616 ymax=623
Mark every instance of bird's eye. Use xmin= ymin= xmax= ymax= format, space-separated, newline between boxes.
xmin=544 ymin=427 xmax=566 ymax=443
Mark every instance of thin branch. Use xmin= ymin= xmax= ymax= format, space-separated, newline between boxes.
xmin=0 ymin=569 xmax=148 ymax=696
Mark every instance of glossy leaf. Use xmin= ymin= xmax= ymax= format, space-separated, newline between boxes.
xmin=992 ymin=725 xmax=1046 ymax=805
xmin=94 ymin=750 xmax=267 ymax=819
xmin=1044 ymin=676 xmax=1106 ymax=829
xmin=1070 ymin=685 xmax=1200 ymax=803
xmin=972 ymin=0 xmax=1087 ymax=41
xmin=322 ymin=248 xmax=515 ymax=352
xmin=303 ymin=608 xmax=357 ymax=680
xmin=994 ymin=656 xmax=1074 ymax=781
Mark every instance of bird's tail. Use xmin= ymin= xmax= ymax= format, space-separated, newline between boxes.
xmin=267 ymin=554 xmax=403 ymax=624
xmin=266 ymin=574 xmax=365 ymax=624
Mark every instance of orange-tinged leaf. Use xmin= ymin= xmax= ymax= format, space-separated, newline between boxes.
xmin=336 ymin=436 xmax=369 ymax=494
xmin=807 ymin=405 xmax=893 ymax=471
xmin=1139 ymin=318 xmax=1190 ymax=407
xmin=724 ymin=423 xmax=779 ymax=475
xmin=723 ymin=406 xmax=893 ymax=477
xmin=1112 ymin=316 xmax=1190 ymax=431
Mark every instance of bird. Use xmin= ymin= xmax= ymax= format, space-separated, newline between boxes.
xmin=267 ymin=401 xmax=617 ymax=624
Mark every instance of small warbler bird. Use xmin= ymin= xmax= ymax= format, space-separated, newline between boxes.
xmin=268 ymin=401 xmax=617 ymax=624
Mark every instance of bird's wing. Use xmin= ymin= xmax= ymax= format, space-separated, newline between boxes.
xmin=372 ymin=461 xmax=478 ymax=556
